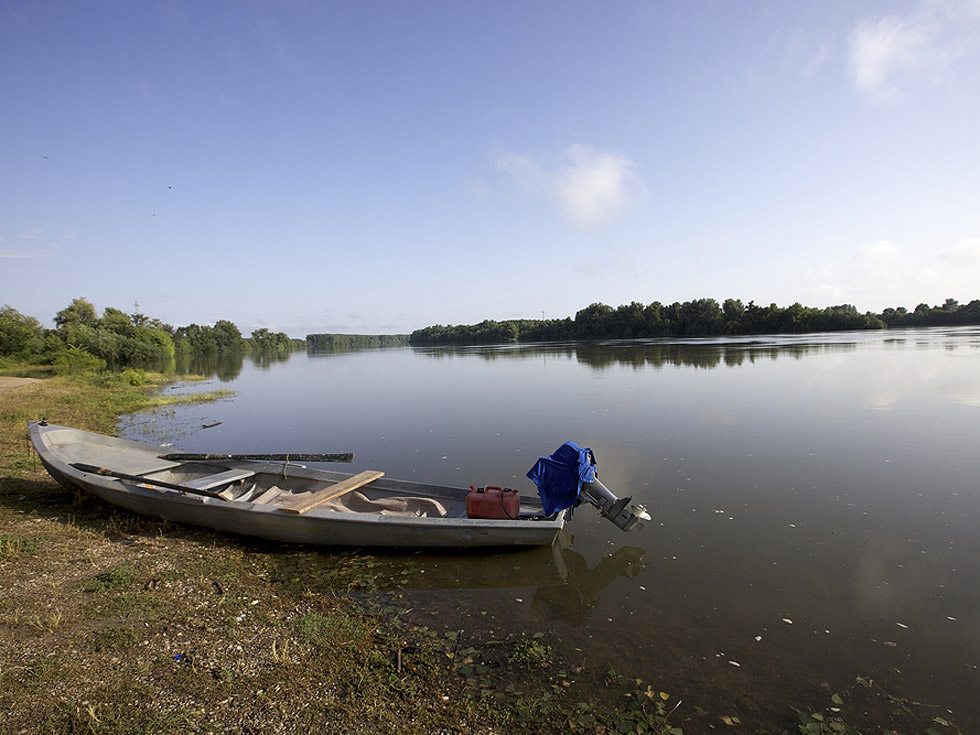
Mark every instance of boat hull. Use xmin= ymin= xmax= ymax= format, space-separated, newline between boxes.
xmin=28 ymin=422 xmax=565 ymax=548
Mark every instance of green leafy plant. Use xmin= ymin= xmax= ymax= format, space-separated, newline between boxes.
xmin=508 ymin=634 xmax=553 ymax=670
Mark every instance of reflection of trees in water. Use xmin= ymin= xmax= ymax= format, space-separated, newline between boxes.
xmin=250 ymin=351 xmax=292 ymax=370
xmin=574 ymin=341 xmax=857 ymax=370
xmin=174 ymin=352 xmax=244 ymax=382
xmin=173 ymin=349 xmax=297 ymax=379
xmin=415 ymin=341 xmax=859 ymax=371
xmin=532 ymin=545 xmax=647 ymax=627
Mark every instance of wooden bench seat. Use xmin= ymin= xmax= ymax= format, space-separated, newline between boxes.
xmin=277 ymin=470 xmax=384 ymax=515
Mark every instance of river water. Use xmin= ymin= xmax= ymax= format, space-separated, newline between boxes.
xmin=121 ymin=327 xmax=980 ymax=729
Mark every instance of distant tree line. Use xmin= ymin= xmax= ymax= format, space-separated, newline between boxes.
xmin=306 ymin=333 xmax=410 ymax=351
xmin=6 ymin=297 xmax=979 ymax=368
xmin=0 ymin=298 xmax=304 ymax=371
xmin=877 ymin=298 xmax=980 ymax=327
xmin=409 ymin=297 xmax=980 ymax=346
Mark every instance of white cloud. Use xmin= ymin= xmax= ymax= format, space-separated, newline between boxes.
xmin=939 ymin=236 xmax=980 ymax=264
xmin=801 ymin=44 xmax=832 ymax=79
xmin=848 ymin=15 xmax=939 ymax=98
xmin=496 ymin=144 xmax=643 ymax=229
xmin=557 ymin=145 xmax=641 ymax=229
xmin=0 ymin=230 xmax=59 ymax=260
xmin=847 ymin=0 xmax=980 ymax=100
xmin=495 ymin=152 xmax=547 ymax=194
xmin=805 ymin=237 xmax=979 ymax=309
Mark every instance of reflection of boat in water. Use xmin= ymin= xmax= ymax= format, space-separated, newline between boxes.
xmin=264 ymin=534 xmax=647 ymax=608
xmin=306 ymin=536 xmax=648 ymax=627
xmin=532 ymin=545 xmax=648 ymax=626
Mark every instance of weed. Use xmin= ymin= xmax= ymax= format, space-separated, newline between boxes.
xmin=25 ymin=610 xmax=65 ymax=631
xmin=82 ymin=563 xmax=137 ymax=592
xmin=0 ymin=533 xmax=39 ymax=557
xmin=509 ymin=634 xmax=554 ymax=670
xmin=271 ymin=639 xmax=292 ymax=664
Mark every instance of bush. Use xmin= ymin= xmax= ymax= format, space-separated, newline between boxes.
xmin=53 ymin=345 xmax=106 ymax=375
xmin=118 ymin=368 xmax=147 ymax=386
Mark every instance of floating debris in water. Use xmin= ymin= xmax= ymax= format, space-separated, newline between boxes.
xmin=754 ymin=635 xmax=763 ymax=642
xmin=896 ymin=622 xmax=909 ymax=628
xmin=782 ymin=618 xmax=793 ymax=625
xmin=728 ymin=660 xmax=741 ymax=667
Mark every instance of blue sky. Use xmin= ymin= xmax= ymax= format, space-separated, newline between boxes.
xmin=3 ymin=1 xmax=979 ymax=337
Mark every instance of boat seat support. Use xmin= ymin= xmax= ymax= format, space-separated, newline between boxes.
xmin=184 ymin=468 xmax=256 ymax=496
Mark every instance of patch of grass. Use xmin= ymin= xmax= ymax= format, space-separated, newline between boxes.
xmin=143 ymin=389 xmax=236 ymax=408
xmin=0 ymin=532 xmax=39 ymax=557
xmin=81 ymin=563 xmax=138 ymax=592
xmin=91 ymin=625 xmax=143 ymax=650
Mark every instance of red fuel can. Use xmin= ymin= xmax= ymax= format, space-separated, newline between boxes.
xmin=466 ymin=486 xmax=520 ymax=519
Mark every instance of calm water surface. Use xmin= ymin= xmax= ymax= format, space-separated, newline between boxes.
xmin=122 ymin=327 xmax=980 ymax=728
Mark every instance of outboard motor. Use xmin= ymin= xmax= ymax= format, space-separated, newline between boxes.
xmin=526 ymin=442 xmax=650 ymax=532
xmin=579 ymin=477 xmax=650 ymax=532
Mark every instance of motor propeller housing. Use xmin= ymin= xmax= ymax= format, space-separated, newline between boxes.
xmin=580 ymin=478 xmax=651 ymax=532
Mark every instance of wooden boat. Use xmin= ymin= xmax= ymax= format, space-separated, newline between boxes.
xmin=28 ymin=421 xmax=565 ymax=548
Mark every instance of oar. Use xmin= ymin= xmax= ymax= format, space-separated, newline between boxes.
xmin=158 ymin=452 xmax=355 ymax=463
xmin=70 ymin=463 xmax=225 ymax=498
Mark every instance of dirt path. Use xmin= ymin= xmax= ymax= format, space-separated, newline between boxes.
xmin=0 ymin=376 xmax=40 ymax=392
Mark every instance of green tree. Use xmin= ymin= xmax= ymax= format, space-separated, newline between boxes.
xmin=574 ymin=303 xmax=614 ymax=338
xmin=722 ymin=298 xmax=745 ymax=333
xmin=54 ymin=297 xmax=98 ymax=328
xmin=101 ymin=307 xmax=134 ymax=336
xmin=213 ymin=320 xmax=244 ymax=352
xmin=676 ymin=298 xmax=723 ymax=335
xmin=0 ymin=305 xmax=45 ymax=358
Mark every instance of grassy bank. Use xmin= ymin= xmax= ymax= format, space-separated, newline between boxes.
xmin=0 ymin=371 xmax=966 ymax=734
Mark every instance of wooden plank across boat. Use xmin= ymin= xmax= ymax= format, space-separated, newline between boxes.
xmin=28 ymin=422 xmax=565 ymax=548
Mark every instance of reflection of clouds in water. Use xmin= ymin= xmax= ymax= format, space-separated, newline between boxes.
xmin=850 ymin=534 xmax=963 ymax=634
xmin=803 ymin=349 xmax=980 ymax=411
xmin=851 ymin=535 xmax=920 ymax=620
xmin=858 ymin=361 xmax=935 ymax=410
xmin=938 ymin=371 xmax=980 ymax=407
xmin=850 ymin=531 xmax=980 ymax=671
xmin=699 ymin=408 xmax=737 ymax=426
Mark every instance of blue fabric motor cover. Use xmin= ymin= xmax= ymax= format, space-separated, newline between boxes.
xmin=526 ymin=441 xmax=597 ymax=515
